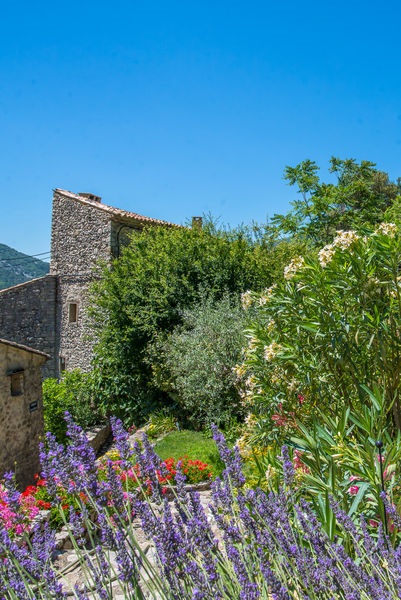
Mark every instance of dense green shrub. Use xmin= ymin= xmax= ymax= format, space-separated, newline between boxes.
xmin=89 ymin=218 xmax=304 ymax=423
xmin=150 ymin=296 xmax=246 ymax=428
xmin=42 ymin=370 xmax=105 ymax=441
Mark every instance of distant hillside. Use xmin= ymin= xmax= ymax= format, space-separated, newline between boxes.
xmin=0 ymin=244 xmax=49 ymax=290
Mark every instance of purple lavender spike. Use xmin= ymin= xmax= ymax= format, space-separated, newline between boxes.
xmin=110 ymin=416 xmax=133 ymax=467
xmin=280 ymin=445 xmax=295 ymax=487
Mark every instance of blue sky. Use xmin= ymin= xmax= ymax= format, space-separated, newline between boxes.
xmin=1 ymin=0 xmax=401 ymax=257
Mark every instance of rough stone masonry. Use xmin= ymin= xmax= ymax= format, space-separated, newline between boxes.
xmin=0 ymin=189 xmax=176 ymax=379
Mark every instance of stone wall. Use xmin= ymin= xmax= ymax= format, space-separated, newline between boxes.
xmin=0 ymin=190 xmax=156 ymax=382
xmin=56 ymin=274 xmax=98 ymax=373
xmin=0 ymin=342 xmax=47 ymax=489
xmin=50 ymin=191 xmax=112 ymax=277
xmin=50 ymin=192 xmax=114 ymax=375
xmin=0 ymin=276 xmax=57 ymax=378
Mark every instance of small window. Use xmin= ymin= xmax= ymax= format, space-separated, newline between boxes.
xmin=68 ymin=303 xmax=78 ymax=323
xmin=59 ymin=356 xmax=66 ymax=372
xmin=10 ymin=371 xmax=24 ymax=396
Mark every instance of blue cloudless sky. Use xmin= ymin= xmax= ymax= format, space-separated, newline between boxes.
xmin=1 ymin=0 xmax=401 ymax=257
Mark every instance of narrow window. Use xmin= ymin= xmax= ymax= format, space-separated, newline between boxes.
xmin=10 ymin=371 xmax=24 ymax=396
xmin=68 ymin=303 xmax=78 ymax=323
xmin=59 ymin=356 xmax=66 ymax=372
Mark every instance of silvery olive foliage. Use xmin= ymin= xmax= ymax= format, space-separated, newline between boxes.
xmin=150 ymin=296 xmax=246 ymax=429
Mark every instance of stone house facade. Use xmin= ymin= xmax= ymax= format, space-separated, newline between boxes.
xmin=0 ymin=189 xmax=176 ymax=379
xmin=0 ymin=338 xmax=48 ymax=488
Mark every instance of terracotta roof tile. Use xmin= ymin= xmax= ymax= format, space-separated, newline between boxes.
xmin=54 ymin=189 xmax=178 ymax=227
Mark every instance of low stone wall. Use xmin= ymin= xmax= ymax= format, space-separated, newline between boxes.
xmin=86 ymin=423 xmax=111 ymax=454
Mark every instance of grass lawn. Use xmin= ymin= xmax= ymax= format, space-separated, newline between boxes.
xmin=154 ymin=430 xmax=224 ymax=478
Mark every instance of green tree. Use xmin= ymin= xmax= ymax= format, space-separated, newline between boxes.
xmin=89 ymin=219 xmax=288 ymax=423
xmin=272 ymin=158 xmax=400 ymax=245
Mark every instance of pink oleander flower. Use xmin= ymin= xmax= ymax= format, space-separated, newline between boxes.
xmin=293 ymin=450 xmax=310 ymax=473
xmin=348 ymin=485 xmax=359 ymax=495
xmin=382 ymin=467 xmax=395 ymax=481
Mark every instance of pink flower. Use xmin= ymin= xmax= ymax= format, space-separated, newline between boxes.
xmin=369 ymin=519 xmax=379 ymax=527
xmin=348 ymin=485 xmax=359 ymax=495
xmin=271 ymin=414 xmax=288 ymax=427
xmin=383 ymin=467 xmax=394 ymax=480
xmin=297 ymin=394 xmax=305 ymax=404
xmin=293 ymin=450 xmax=310 ymax=473
xmin=349 ymin=475 xmax=360 ymax=482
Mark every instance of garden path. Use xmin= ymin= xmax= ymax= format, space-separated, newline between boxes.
xmin=54 ymin=429 xmax=215 ymax=598
xmin=55 ymin=489 xmax=214 ymax=599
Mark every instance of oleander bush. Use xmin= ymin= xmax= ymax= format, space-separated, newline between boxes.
xmin=240 ymin=388 xmax=401 ymax=546
xmin=239 ymin=224 xmax=401 ymax=448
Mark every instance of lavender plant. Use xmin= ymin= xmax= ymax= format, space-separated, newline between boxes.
xmin=1 ymin=417 xmax=401 ymax=598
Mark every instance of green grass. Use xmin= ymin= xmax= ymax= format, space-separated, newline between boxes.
xmin=154 ymin=430 xmax=224 ymax=478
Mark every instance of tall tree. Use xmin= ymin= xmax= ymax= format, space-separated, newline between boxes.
xmin=272 ymin=157 xmax=400 ymax=245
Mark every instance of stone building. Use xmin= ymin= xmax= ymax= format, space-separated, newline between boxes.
xmin=0 ymin=189 xmax=176 ymax=379
xmin=0 ymin=338 xmax=48 ymax=488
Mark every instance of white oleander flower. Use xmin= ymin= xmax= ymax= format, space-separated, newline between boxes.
xmin=283 ymin=256 xmax=305 ymax=280
xmin=258 ymin=284 xmax=277 ymax=305
xmin=263 ymin=341 xmax=281 ymax=362
xmin=232 ymin=364 xmax=246 ymax=378
xmin=318 ymin=244 xmax=335 ymax=267
xmin=245 ymin=376 xmax=256 ymax=390
xmin=245 ymin=413 xmax=257 ymax=426
xmin=241 ymin=290 xmax=252 ymax=309
xmin=332 ymin=230 xmax=360 ymax=250
xmin=286 ymin=378 xmax=298 ymax=392
xmin=267 ymin=319 xmax=275 ymax=333
xmin=375 ymin=222 xmax=397 ymax=237
xmin=247 ymin=336 xmax=257 ymax=351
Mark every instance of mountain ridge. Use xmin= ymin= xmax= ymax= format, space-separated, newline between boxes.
xmin=0 ymin=244 xmax=50 ymax=290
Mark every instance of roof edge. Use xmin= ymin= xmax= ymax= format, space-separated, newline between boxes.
xmin=54 ymin=188 xmax=179 ymax=228
xmin=0 ymin=338 xmax=50 ymax=359
xmin=0 ymin=274 xmax=55 ymax=295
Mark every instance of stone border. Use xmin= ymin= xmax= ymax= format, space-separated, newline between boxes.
xmin=86 ymin=423 xmax=111 ymax=454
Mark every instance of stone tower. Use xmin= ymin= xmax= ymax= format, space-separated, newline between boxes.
xmin=0 ymin=189 xmax=176 ymax=378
